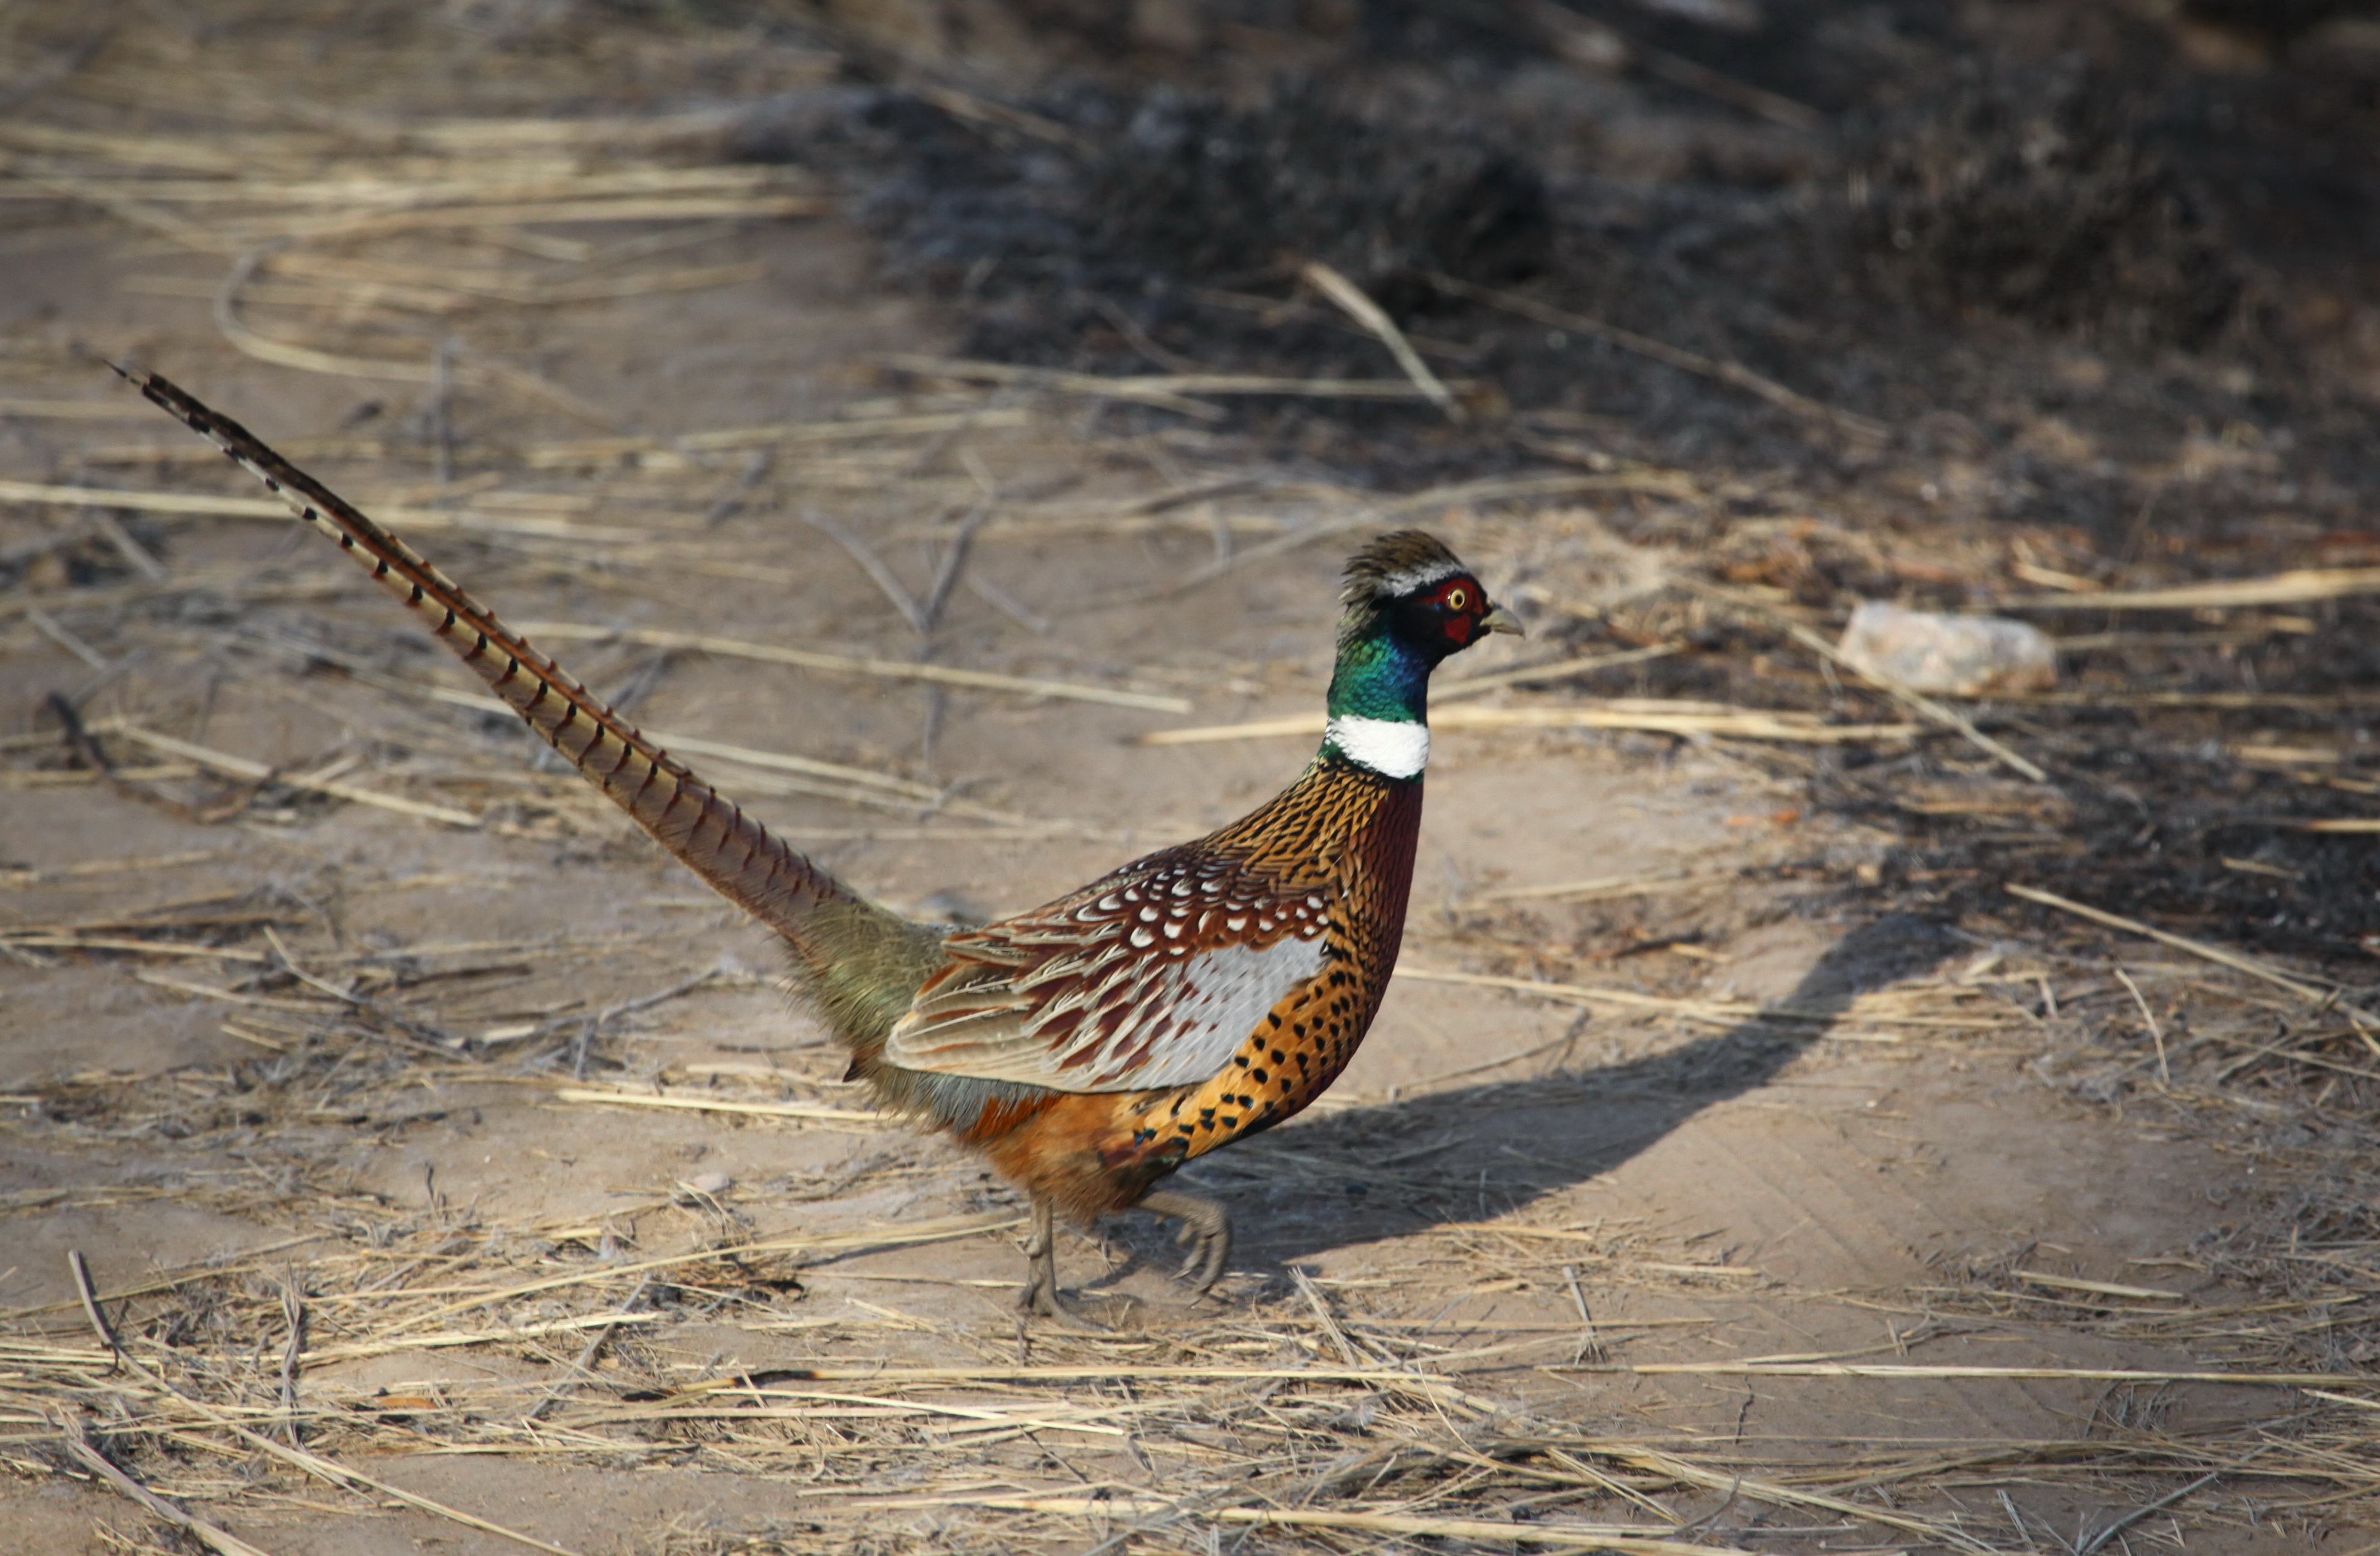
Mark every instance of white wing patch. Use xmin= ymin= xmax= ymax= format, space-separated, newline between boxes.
xmin=883 ymin=854 xmax=1338 ymax=1093
xmin=1075 ymin=936 xmax=1323 ymax=1087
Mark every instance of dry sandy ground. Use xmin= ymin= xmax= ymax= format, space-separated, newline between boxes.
xmin=2 ymin=10 xmax=2372 ymax=1556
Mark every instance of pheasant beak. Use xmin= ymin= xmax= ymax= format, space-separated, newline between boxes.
xmin=1480 ymin=603 xmax=1524 ymax=637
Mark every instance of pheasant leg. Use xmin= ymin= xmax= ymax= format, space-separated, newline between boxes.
xmin=1140 ymin=1189 xmax=1232 ymax=1294
xmin=1016 ymin=1193 xmax=1108 ymax=1329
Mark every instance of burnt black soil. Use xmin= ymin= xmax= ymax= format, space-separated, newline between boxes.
xmin=737 ymin=1 xmax=2379 ymax=483
xmin=724 ymin=0 xmax=2380 ymax=974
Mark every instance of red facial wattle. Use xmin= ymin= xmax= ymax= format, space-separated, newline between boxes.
xmin=1427 ymin=575 xmax=1484 ymax=648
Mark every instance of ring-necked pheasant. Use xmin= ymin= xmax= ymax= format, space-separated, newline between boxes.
xmin=117 ymin=367 xmax=1521 ymax=1319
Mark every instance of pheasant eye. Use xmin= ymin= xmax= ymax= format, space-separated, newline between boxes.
xmin=1445 ymin=586 xmax=1468 ymax=611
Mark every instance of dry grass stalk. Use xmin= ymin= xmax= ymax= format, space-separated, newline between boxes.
xmin=2013 ymin=1269 xmax=2186 ymax=1302
xmin=2005 ymin=566 xmax=2380 ymax=612
xmin=1302 ymin=259 xmax=1465 ymax=422
xmin=56 ymin=1270 xmax=588 ymax=1556
xmin=0 ymin=475 xmax=650 ymax=541
xmin=1435 ymin=643 xmax=1685 ymax=701
xmin=1603 ymin=1360 xmax=2369 ymax=1388
xmin=0 ymin=397 xmax=153 ymax=418
xmin=1426 ymin=271 xmax=1889 ymax=440
xmin=0 ymin=848 xmax=226 ymax=888
xmin=551 ymin=1087 xmax=886 ymax=1126
xmin=377 ymin=1213 xmax=1026 ymax=1334
xmin=1397 ymin=965 xmax=2018 ymax=1033
xmin=887 ymin=353 xmax=1480 ymax=416
xmin=1 ymin=764 xmax=198 ymax=791
xmin=56 ymin=1414 xmax=280 ymax=1556
xmin=919 ymin=1496 xmax=1759 ymax=1555
xmin=1770 ymin=614 xmax=2048 ymax=782
xmin=112 ymin=726 xmax=479 ymax=827
xmin=360 ymin=677 xmax=1068 ymax=828
xmin=513 ymin=622 xmax=1191 ymax=714
xmin=1171 ymin=470 xmax=1703 ymax=593
xmin=2007 ymin=883 xmax=2350 ymax=1011
xmin=0 ymin=476 xmax=294 ymax=520
xmin=1142 ymin=702 xmax=1921 ymax=746
xmin=0 ymin=934 xmax=270 ymax=962
xmin=1466 ymin=868 xmax=1715 ymax=904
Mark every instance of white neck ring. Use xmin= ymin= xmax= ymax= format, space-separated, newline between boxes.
xmin=1326 ymin=715 xmax=1429 ymax=779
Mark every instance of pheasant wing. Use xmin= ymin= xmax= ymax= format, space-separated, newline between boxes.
xmin=885 ymin=847 xmax=1337 ymax=1092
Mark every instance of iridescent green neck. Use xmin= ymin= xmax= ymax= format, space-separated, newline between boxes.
xmin=1325 ymin=625 xmax=1429 ymax=725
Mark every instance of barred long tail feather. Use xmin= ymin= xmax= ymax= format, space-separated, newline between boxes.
xmin=117 ymin=366 xmax=930 ymax=1024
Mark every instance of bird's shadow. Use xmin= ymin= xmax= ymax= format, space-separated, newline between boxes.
xmin=1094 ymin=913 xmax=1958 ymax=1291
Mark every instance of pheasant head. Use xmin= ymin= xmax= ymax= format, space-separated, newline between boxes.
xmin=1324 ymin=529 xmax=1521 ymax=779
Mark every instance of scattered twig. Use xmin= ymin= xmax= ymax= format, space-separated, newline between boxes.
xmin=555 ymin=967 xmax=722 ymax=1076
xmin=1562 ymin=1265 xmax=1603 ymax=1364
xmin=907 ymin=82 xmax=1088 ymax=150
xmin=1633 ymin=43 xmax=1825 ymax=131
xmin=888 ymin=354 xmax=1482 ymax=415
xmin=1088 ymin=293 xmax=1205 ymax=374
xmin=1142 ymin=702 xmax=1920 ymax=746
xmin=47 ymin=693 xmax=267 ymax=825
xmin=2002 ymin=567 xmax=2380 ymax=613
xmin=100 ymin=1343 xmax=587 ymax=1555
xmin=1764 ymin=612 xmax=2047 ymax=782
xmin=379 ymin=1212 xmax=1027 ymax=1333
xmin=1591 ymin=1360 xmax=2367 ymax=1388
xmin=552 ymin=1086 xmax=883 ymax=1124
xmin=90 ymin=509 xmax=170 ymax=582
xmin=1465 ymin=868 xmax=1715 ymax=905
xmin=2006 ymin=883 xmax=2352 ymax=1013
xmin=1426 ymin=271 xmax=1886 ymax=441
xmin=700 ymin=447 xmax=773 ymax=526
xmin=1434 ymin=643 xmax=1685 ymax=701
xmin=524 ymin=1275 xmax=653 ymax=1423
xmin=432 ymin=337 xmax=459 ymax=481
xmin=965 ymin=572 xmax=1052 ymax=634
xmin=259 ymin=924 xmax=458 ymax=1056
xmin=512 ymin=620 xmax=1191 ymax=712
xmin=277 ymin=1274 xmax=306 ymax=1445
xmin=56 ymin=1413 xmax=280 ymax=1556
xmin=918 ymin=500 xmax=993 ymax=634
xmin=0 ymin=22 xmax=114 ymax=117
xmin=68 ymin=1249 xmax=120 ymax=1370
xmin=112 ymin=724 xmax=478 ymax=827
xmin=1302 ymin=259 xmax=1464 ymax=422
xmin=27 ymin=608 xmax=112 ymax=672
xmin=2115 ymin=966 xmax=2171 ymax=1085
xmin=1397 ymin=965 xmax=1992 ymax=1034
xmin=1291 ymin=1267 xmax=1368 ymax=1367
xmin=804 ymin=508 xmax=928 ymax=631
xmin=2076 ymin=1453 xmax=2263 ymax=1555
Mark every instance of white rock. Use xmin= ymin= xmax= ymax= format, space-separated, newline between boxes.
xmin=1837 ymin=601 xmax=2056 ymax=696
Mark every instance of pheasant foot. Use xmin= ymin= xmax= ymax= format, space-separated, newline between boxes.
xmin=1140 ymin=1188 xmax=1232 ymax=1295
xmin=1016 ymin=1192 xmax=1109 ymax=1331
